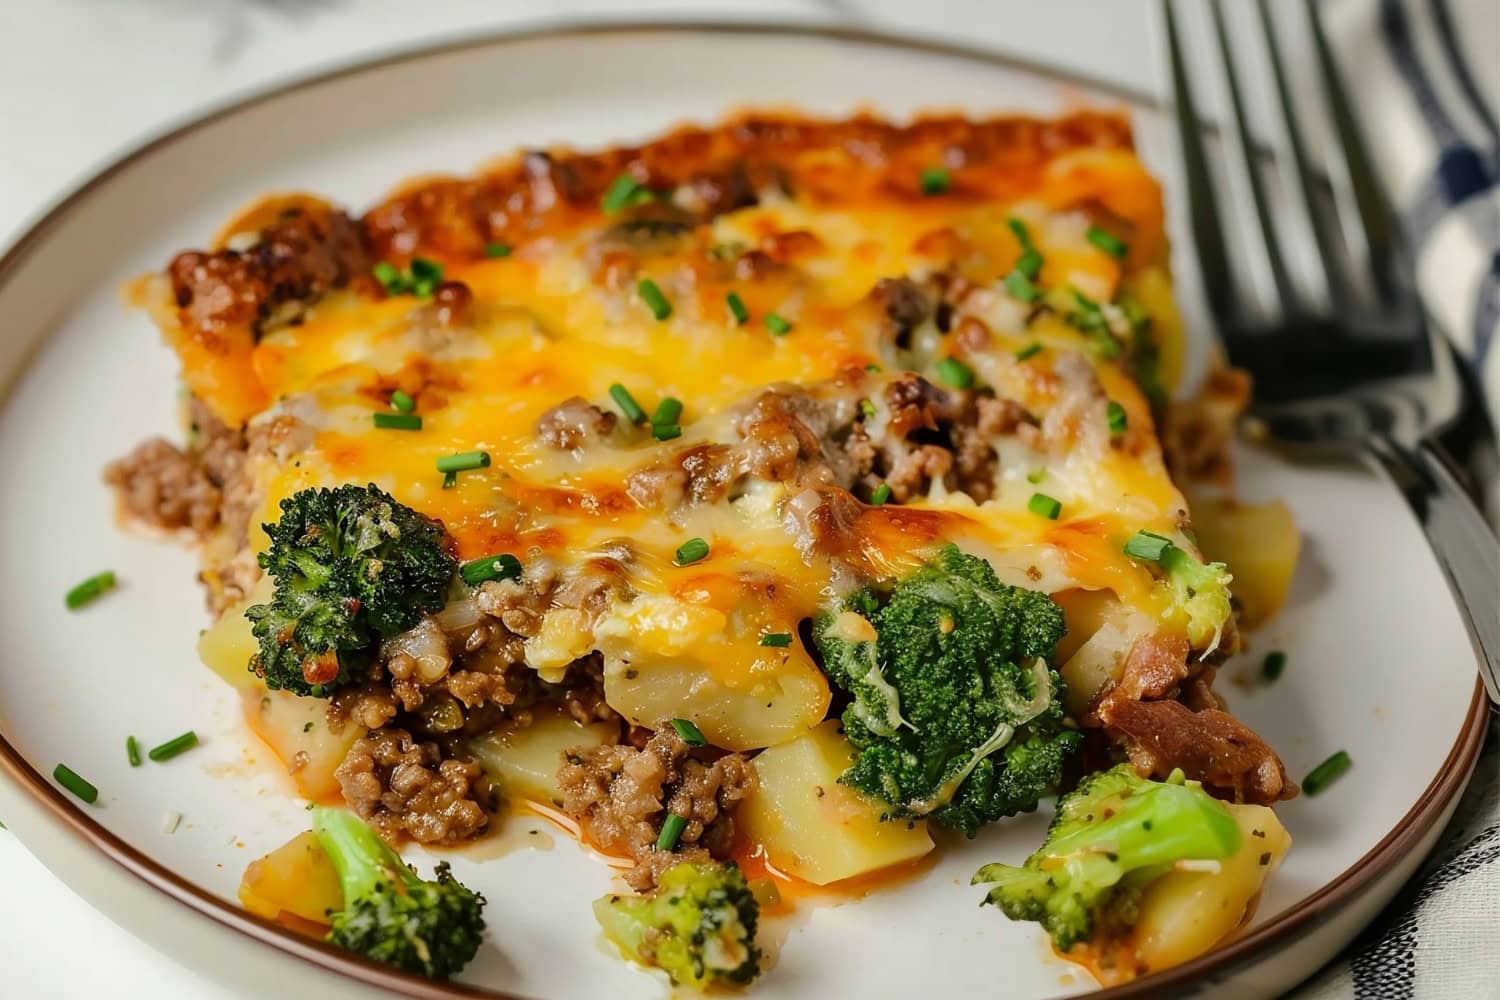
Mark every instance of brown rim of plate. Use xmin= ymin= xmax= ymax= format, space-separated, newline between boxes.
xmin=0 ymin=19 xmax=1489 ymax=1000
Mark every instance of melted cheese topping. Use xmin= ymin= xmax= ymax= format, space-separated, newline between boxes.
xmin=146 ymin=114 xmax=1205 ymax=748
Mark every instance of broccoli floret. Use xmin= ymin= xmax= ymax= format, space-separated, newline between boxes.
xmin=593 ymin=861 xmax=761 ymax=989
xmin=812 ymin=544 xmax=1081 ymax=836
xmin=972 ymin=765 xmax=1241 ymax=952
xmin=1127 ymin=531 xmax=1234 ymax=655
xmin=247 ymin=484 xmax=457 ymax=696
xmin=311 ymin=806 xmax=486 ymax=978
xmin=1160 ymin=544 xmax=1233 ymax=655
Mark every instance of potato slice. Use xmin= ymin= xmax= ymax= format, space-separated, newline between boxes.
xmin=604 ymin=650 xmax=830 ymax=753
xmin=467 ymin=710 xmax=617 ymax=806
xmin=197 ymin=575 xmax=274 ymax=691
xmin=739 ymin=721 xmax=933 ymax=885
xmin=1191 ymin=497 xmax=1300 ymax=629
xmin=1059 ymin=620 xmax=1134 ymax=718
xmin=239 ymin=830 xmax=343 ymax=927
xmin=1132 ymin=803 xmax=1291 ymax=971
xmin=245 ymin=690 xmax=364 ymax=801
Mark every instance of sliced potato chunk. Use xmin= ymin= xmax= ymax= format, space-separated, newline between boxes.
xmin=245 ymin=690 xmax=364 ymax=801
xmin=197 ymin=575 xmax=274 ymax=691
xmin=239 ymin=830 xmax=342 ymax=927
xmin=467 ymin=709 xmax=617 ymax=806
xmin=739 ymin=721 xmax=933 ymax=885
xmin=1133 ymin=803 xmax=1291 ymax=971
xmin=1191 ymin=497 xmax=1300 ymax=629
xmin=605 ymin=655 xmax=829 ymax=753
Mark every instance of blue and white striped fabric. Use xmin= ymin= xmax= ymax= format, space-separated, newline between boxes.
xmin=1293 ymin=5 xmax=1499 ymax=996
xmin=1323 ymin=0 xmax=1500 ymax=426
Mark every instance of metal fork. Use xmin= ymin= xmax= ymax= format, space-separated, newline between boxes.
xmin=1162 ymin=0 xmax=1499 ymax=705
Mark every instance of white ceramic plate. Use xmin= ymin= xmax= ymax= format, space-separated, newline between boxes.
xmin=0 ymin=23 xmax=1485 ymax=1000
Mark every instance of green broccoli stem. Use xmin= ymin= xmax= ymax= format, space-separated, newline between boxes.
xmin=1044 ymin=775 xmax=1241 ymax=871
xmin=312 ymin=806 xmax=419 ymax=903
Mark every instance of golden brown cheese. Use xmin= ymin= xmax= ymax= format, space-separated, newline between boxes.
xmin=139 ymin=110 xmax=1222 ymax=754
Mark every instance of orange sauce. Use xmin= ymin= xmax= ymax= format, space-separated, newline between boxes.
xmin=1053 ymin=889 xmax=1266 ymax=987
xmin=238 ymin=689 xmax=345 ymax=805
xmin=511 ymin=799 xmax=934 ymax=919
xmin=728 ymin=838 xmax=939 ymax=917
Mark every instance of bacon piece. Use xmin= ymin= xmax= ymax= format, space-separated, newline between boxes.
xmin=1091 ymin=633 xmax=1295 ymax=805
xmin=1099 ymin=699 xmax=1294 ymax=804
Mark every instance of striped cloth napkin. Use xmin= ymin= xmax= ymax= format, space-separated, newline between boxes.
xmin=1295 ymin=4 xmax=1498 ymax=997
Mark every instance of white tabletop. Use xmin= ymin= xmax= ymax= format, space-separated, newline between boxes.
xmin=0 ymin=2 xmax=1206 ymax=996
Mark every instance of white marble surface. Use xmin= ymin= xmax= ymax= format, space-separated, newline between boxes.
xmin=0 ymin=2 xmax=1271 ymax=997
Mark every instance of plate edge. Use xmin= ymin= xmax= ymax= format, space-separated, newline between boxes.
xmin=0 ymin=18 xmax=1487 ymax=1000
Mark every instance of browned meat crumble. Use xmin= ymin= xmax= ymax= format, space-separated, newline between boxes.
xmin=168 ymin=206 xmax=370 ymax=339
xmin=104 ymin=398 xmax=246 ymax=536
xmin=335 ymin=727 xmax=495 ymax=844
xmin=537 ymin=396 xmax=618 ymax=450
xmin=622 ymin=367 xmax=1042 ymax=517
xmin=558 ymin=726 xmax=755 ymax=890
xmin=318 ymin=557 xmax=627 ymax=844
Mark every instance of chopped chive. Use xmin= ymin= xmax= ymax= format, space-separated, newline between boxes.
xmin=726 ymin=292 xmax=750 ymax=326
xmin=1004 ymin=269 xmax=1041 ymax=304
xmin=1066 ymin=288 xmax=1109 ymax=339
xmin=372 ymin=261 xmax=404 ymax=294
xmin=759 ymin=633 xmax=793 ymax=648
xmin=919 ymin=167 xmax=951 ymax=195
xmin=674 ymin=537 xmax=710 ymax=566
xmin=656 ymin=812 xmax=688 ymax=851
xmin=602 ymin=174 xmax=653 ymax=213
xmin=651 ymin=423 xmax=682 ymax=441
xmin=1007 ymin=217 xmax=1033 ymax=247
xmin=147 ymin=731 xmax=199 ymax=763
xmin=1087 ymin=225 xmax=1129 ymax=259
xmin=441 ymin=471 xmax=458 ymax=490
xmin=870 ymin=482 xmax=892 ymax=506
xmin=436 ymin=450 xmax=490 ymax=474
xmin=765 ymin=313 xmax=792 ymax=336
xmin=935 ymin=357 xmax=974 ymax=389
xmin=1106 ymin=401 xmax=1128 ymax=434
xmin=860 ymin=399 xmax=877 ymax=419
xmin=126 ymin=736 xmax=142 ymax=768
xmin=1123 ymin=530 xmax=1174 ymax=562
xmin=389 ymin=390 xmax=415 ymax=413
xmin=864 ymin=363 xmax=882 ymax=373
xmin=65 ymin=571 xmax=117 ymax=610
xmin=53 ymin=764 xmax=97 ymax=804
xmin=637 ymin=278 xmax=672 ymax=320
xmin=409 ymin=257 xmax=443 ymax=283
xmin=1026 ymin=469 xmax=1046 ymax=484
xmin=1262 ymin=651 xmax=1287 ymax=682
xmin=1303 ymin=750 xmax=1352 ymax=796
xmin=1015 ymin=342 xmax=1042 ymax=361
xmin=1015 ymin=248 xmax=1044 ymax=280
xmin=668 ymin=718 xmax=707 ymax=746
xmin=609 ymin=383 xmax=647 ymax=424
xmin=484 ymin=243 xmax=512 ymax=259
xmin=1028 ymin=493 xmax=1062 ymax=520
xmin=460 ymin=553 xmax=522 ymax=587
xmin=652 ymin=397 xmax=683 ymax=428
xmin=373 ymin=412 xmax=422 ymax=431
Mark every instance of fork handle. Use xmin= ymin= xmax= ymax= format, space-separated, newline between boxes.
xmin=1366 ymin=433 xmax=1500 ymax=708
